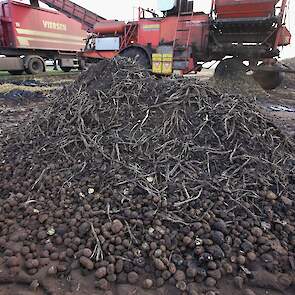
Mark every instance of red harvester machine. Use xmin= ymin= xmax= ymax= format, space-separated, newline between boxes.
xmin=0 ymin=0 xmax=104 ymax=74
xmin=82 ymin=0 xmax=292 ymax=90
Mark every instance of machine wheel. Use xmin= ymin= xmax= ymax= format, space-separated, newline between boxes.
xmin=253 ymin=63 xmax=284 ymax=90
xmin=120 ymin=47 xmax=151 ymax=68
xmin=25 ymin=57 xmax=45 ymax=75
xmin=214 ymin=58 xmax=247 ymax=80
xmin=8 ymin=70 xmax=24 ymax=75
xmin=61 ymin=67 xmax=72 ymax=72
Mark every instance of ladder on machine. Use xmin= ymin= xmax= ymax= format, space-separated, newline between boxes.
xmin=120 ymin=23 xmax=138 ymax=50
xmin=173 ymin=1 xmax=194 ymax=70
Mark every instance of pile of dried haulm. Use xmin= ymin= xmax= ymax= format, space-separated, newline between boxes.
xmin=0 ymin=58 xmax=295 ymax=293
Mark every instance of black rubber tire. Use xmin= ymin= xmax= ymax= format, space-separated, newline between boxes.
xmin=78 ymin=59 xmax=87 ymax=71
xmin=25 ymin=57 xmax=45 ymax=75
xmin=120 ymin=47 xmax=151 ymax=68
xmin=253 ymin=64 xmax=284 ymax=90
xmin=214 ymin=58 xmax=247 ymax=80
xmin=8 ymin=70 xmax=24 ymax=75
xmin=61 ymin=67 xmax=72 ymax=73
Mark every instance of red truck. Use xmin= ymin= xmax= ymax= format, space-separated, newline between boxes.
xmin=0 ymin=0 xmax=89 ymax=74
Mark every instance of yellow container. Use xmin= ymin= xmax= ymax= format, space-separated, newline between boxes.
xmin=152 ymin=54 xmax=162 ymax=74
xmin=162 ymin=53 xmax=173 ymax=75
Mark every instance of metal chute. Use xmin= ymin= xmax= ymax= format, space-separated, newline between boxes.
xmin=157 ymin=0 xmax=177 ymax=11
xmin=157 ymin=0 xmax=194 ymax=14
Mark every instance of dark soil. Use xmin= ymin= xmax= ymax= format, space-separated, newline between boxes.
xmin=259 ymin=58 xmax=295 ymax=140
xmin=0 ymin=79 xmax=51 ymax=87
xmin=0 ymin=77 xmax=73 ymax=106
xmin=0 ymin=58 xmax=294 ymax=295
xmin=0 ymin=89 xmax=47 ymax=105
xmin=281 ymin=58 xmax=295 ymax=89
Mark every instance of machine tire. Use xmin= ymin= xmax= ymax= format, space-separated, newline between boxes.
xmin=214 ymin=58 xmax=247 ymax=80
xmin=119 ymin=47 xmax=151 ymax=68
xmin=253 ymin=64 xmax=284 ymax=90
xmin=25 ymin=57 xmax=45 ymax=75
xmin=61 ymin=67 xmax=72 ymax=72
xmin=8 ymin=70 xmax=24 ymax=75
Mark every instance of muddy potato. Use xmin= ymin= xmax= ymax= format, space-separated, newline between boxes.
xmin=96 ymin=267 xmax=107 ymax=279
xmin=127 ymin=271 xmax=139 ymax=284
xmin=95 ymin=278 xmax=110 ymax=290
xmin=142 ymin=278 xmax=153 ymax=289
xmin=205 ymin=277 xmax=217 ymax=287
xmin=0 ymin=54 xmax=294 ymax=295
xmin=48 ymin=265 xmax=58 ymax=275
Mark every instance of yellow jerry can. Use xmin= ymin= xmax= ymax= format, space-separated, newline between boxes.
xmin=152 ymin=54 xmax=162 ymax=74
xmin=162 ymin=53 xmax=173 ymax=75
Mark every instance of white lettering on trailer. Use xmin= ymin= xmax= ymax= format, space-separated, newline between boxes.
xmin=43 ymin=21 xmax=67 ymax=32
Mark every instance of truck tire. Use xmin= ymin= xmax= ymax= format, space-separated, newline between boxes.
xmin=78 ymin=59 xmax=87 ymax=71
xmin=120 ymin=47 xmax=151 ymax=68
xmin=8 ymin=70 xmax=24 ymax=75
xmin=25 ymin=57 xmax=45 ymax=75
xmin=215 ymin=58 xmax=247 ymax=80
xmin=61 ymin=67 xmax=72 ymax=72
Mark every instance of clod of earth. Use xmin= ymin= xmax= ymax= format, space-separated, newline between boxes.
xmin=0 ymin=58 xmax=294 ymax=292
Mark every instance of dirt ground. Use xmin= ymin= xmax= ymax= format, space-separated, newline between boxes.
xmin=259 ymin=87 xmax=295 ymax=139
xmin=0 ymin=72 xmax=294 ymax=295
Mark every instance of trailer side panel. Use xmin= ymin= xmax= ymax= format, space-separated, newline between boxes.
xmin=1 ymin=1 xmax=87 ymax=52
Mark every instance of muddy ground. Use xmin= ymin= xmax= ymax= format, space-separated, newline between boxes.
xmin=259 ymin=87 xmax=295 ymax=139
xmin=0 ymin=71 xmax=294 ymax=295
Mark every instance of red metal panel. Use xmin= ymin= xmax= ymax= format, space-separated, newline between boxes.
xmin=0 ymin=1 xmax=15 ymax=47
xmin=159 ymin=16 xmax=178 ymax=42
xmin=276 ymin=26 xmax=291 ymax=46
xmin=137 ymin=19 xmax=161 ymax=47
xmin=187 ymin=15 xmax=209 ymax=55
xmin=0 ymin=2 xmax=4 ymax=46
xmin=215 ymin=0 xmax=279 ymax=18
xmin=160 ymin=15 xmax=209 ymax=53
xmin=94 ymin=21 xmax=125 ymax=35
xmin=82 ymin=50 xmax=117 ymax=59
xmin=136 ymin=14 xmax=209 ymax=53
xmin=7 ymin=1 xmax=87 ymax=51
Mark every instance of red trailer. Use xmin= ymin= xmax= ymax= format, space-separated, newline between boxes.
xmin=0 ymin=0 xmax=88 ymax=74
